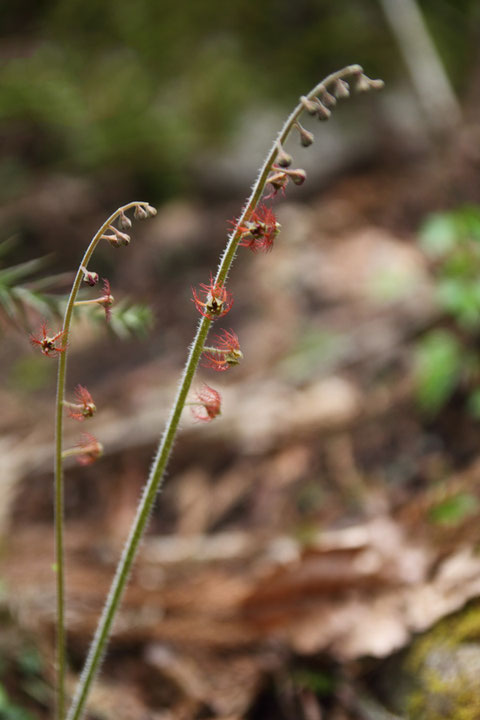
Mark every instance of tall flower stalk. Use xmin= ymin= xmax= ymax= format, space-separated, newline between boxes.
xmin=46 ymin=201 xmax=156 ymax=720
xmin=31 ymin=65 xmax=383 ymax=720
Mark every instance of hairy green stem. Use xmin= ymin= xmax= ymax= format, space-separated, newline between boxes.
xmin=54 ymin=201 xmax=152 ymax=720
xmin=66 ymin=65 xmax=366 ymax=720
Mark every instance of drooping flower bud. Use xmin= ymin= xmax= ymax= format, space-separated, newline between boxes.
xmin=353 ymin=72 xmax=385 ymax=94
xmin=134 ymin=205 xmax=148 ymax=220
xmin=313 ymin=99 xmax=331 ymax=121
xmin=145 ymin=204 xmax=157 ymax=217
xmin=265 ymin=170 xmax=289 ymax=199
xmin=284 ymin=167 xmax=307 ymax=186
xmin=300 ymin=95 xmax=320 ymax=115
xmin=108 ymin=226 xmax=131 ymax=247
xmin=320 ymin=89 xmax=337 ymax=108
xmin=81 ymin=266 xmax=99 ymax=286
xmin=368 ymin=78 xmax=385 ymax=91
xmin=101 ymin=233 xmax=122 ymax=248
xmin=333 ymin=79 xmax=350 ymax=99
xmin=119 ymin=211 xmax=132 ymax=230
xmin=295 ymin=122 xmax=314 ymax=147
xmin=276 ymin=145 xmax=293 ymax=168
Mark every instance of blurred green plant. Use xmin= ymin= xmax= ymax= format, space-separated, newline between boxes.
xmin=429 ymin=491 xmax=479 ymax=526
xmin=1 ymin=0 xmax=478 ymax=200
xmin=415 ymin=206 xmax=480 ymax=414
xmin=0 ymin=238 xmax=67 ymax=328
xmin=0 ymin=686 xmax=35 ymax=720
xmin=0 ymin=238 xmax=153 ymax=342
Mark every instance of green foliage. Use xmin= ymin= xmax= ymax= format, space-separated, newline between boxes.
xmin=77 ymin=297 xmax=154 ymax=340
xmin=415 ymin=330 xmax=461 ymax=413
xmin=292 ymin=668 xmax=336 ymax=697
xmin=415 ymin=207 xmax=480 ymax=415
xmin=107 ymin=299 xmax=154 ymax=340
xmin=0 ymin=238 xmax=66 ymax=329
xmin=428 ymin=492 xmax=479 ymax=526
xmin=1 ymin=0 xmax=478 ymax=200
xmin=0 ymin=687 xmax=35 ymax=720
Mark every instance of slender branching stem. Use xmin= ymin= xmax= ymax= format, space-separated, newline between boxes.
xmin=66 ymin=64 xmax=367 ymax=720
xmin=53 ymin=201 xmax=152 ymax=720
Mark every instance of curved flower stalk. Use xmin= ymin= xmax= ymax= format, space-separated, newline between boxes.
xmin=66 ymin=65 xmax=383 ymax=720
xmin=30 ymin=201 xmax=156 ymax=720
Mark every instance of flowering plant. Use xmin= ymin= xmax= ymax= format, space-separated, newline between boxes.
xmin=29 ymin=65 xmax=383 ymax=720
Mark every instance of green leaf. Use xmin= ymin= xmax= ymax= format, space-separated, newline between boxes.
xmin=415 ymin=330 xmax=461 ymax=413
xmin=429 ymin=492 xmax=479 ymax=527
xmin=436 ymin=278 xmax=480 ymax=328
xmin=108 ymin=301 xmax=154 ymax=340
xmin=419 ymin=213 xmax=459 ymax=258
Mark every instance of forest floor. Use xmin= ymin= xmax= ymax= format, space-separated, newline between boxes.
xmin=2 ymin=144 xmax=480 ymax=719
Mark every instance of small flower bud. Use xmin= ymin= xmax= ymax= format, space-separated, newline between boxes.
xmin=320 ymin=89 xmax=337 ymax=108
xmin=285 ymin=168 xmax=307 ymax=186
xmin=314 ymin=99 xmax=331 ymax=121
xmin=119 ymin=211 xmax=132 ymax=230
xmin=108 ymin=225 xmax=131 ymax=247
xmin=354 ymin=73 xmax=373 ymax=93
xmin=134 ymin=205 xmax=148 ymax=220
xmin=333 ymin=79 xmax=350 ymax=99
xmin=101 ymin=234 xmax=121 ymax=248
xmin=81 ymin=266 xmax=99 ymax=286
xmin=276 ymin=145 xmax=292 ymax=168
xmin=145 ymin=204 xmax=157 ymax=217
xmin=300 ymin=95 xmax=320 ymax=115
xmin=265 ymin=170 xmax=288 ymax=199
xmin=368 ymin=78 xmax=385 ymax=91
xmin=295 ymin=122 xmax=314 ymax=148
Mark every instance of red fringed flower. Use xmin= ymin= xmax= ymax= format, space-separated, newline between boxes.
xmin=190 ymin=384 xmax=222 ymax=422
xmin=192 ymin=274 xmax=233 ymax=319
xmin=234 ymin=204 xmax=280 ymax=253
xmin=75 ymin=433 xmax=103 ymax=466
xmin=30 ymin=322 xmax=66 ymax=358
xmin=202 ymin=329 xmax=243 ymax=372
xmin=67 ymin=385 xmax=96 ymax=421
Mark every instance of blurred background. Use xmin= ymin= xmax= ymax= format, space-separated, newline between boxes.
xmin=2 ymin=1 xmax=480 ymax=718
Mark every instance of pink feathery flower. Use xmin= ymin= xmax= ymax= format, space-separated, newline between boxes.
xmin=202 ymin=329 xmax=243 ymax=372
xmin=190 ymin=384 xmax=222 ymax=422
xmin=75 ymin=433 xmax=103 ymax=466
xmin=192 ymin=274 xmax=233 ymax=319
xmin=67 ymin=385 xmax=96 ymax=421
xmin=30 ymin=322 xmax=66 ymax=358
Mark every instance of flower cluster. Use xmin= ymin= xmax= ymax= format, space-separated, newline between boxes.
xmin=32 ymin=203 xmax=157 ymax=470
xmin=101 ymin=203 xmax=157 ymax=248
